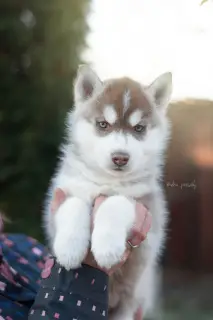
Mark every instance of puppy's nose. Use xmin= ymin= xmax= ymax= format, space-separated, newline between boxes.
xmin=111 ymin=152 xmax=129 ymax=167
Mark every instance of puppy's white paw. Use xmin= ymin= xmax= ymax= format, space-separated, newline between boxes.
xmin=92 ymin=230 xmax=126 ymax=269
xmin=91 ymin=195 xmax=135 ymax=269
xmin=53 ymin=197 xmax=91 ymax=270
xmin=53 ymin=231 xmax=89 ymax=270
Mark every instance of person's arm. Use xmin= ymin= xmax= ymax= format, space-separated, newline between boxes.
xmin=28 ymin=257 xmax=108 ymax=319
xmin=29 ymin=191 xmax=151 ymax=320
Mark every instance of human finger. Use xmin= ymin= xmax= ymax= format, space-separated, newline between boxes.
xmin=128 ymin=203 xmax=151 ymax=247
xmin=51 ymin=188 xmax=67 ymax=214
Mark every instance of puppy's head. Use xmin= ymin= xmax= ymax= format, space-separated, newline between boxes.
xmin=69 ymin=65 xmax=172 ymax=179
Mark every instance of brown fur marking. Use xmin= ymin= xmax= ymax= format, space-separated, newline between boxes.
xmin=93 ymin=78 xmax=153 ymax=137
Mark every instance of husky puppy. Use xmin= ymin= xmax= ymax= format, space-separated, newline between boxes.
xmin=44 ymin=65 xmax=172 ymax=319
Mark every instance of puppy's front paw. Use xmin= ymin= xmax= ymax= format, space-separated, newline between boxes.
xmin=92 ymin=230 xmax=126 ymax=269
xmin=53 ymin=197 xmax=91 ymax=270
xmin=53 ymin=231 xmax=89 ymax=270
xmin=91 ymin=196 xmax=135 ymax=269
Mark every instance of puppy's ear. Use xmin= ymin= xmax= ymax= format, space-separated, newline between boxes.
xmin=148 ymin=72 xmax=172 ymax=112
xmin=74 ymin=65 xmax=103 ymax=103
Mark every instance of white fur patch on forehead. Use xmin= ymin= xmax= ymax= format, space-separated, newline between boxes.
xmin=103 ymin=105 xmax=118 ymax=125
xmin=128 ymin=110 xmax=143 ymax=127
xmin=123 ymin=90 xmax=131 ymax=114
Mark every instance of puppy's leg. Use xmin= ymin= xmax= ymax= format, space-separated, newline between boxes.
xmin=109 ymin=299 xmax=137 ymax=320
xmin=109 ymin=259 xmax=155 ymax=320
xmin=91 ymin=196 xmax=135 ymax=269
xmin=53 ymin=197 xmax=91 ymax=270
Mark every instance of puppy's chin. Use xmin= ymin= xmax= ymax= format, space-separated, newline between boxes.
xmin=99 ymin=165 xmax=133 ymax=179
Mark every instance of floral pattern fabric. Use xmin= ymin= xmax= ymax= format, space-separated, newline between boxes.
xmin=0 ymin=234 xmax=49 ymax=319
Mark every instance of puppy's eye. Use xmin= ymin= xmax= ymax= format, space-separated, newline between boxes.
xmin=97 ymin=121 xmax=109 ymax=129
xmin=134 ymin=124 xmax=146 ymax=133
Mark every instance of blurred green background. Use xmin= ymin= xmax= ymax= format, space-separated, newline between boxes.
xmin=0 ymin=0 xmax=90 ymax=241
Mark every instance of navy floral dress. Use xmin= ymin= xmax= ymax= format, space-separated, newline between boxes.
xmin=0 ymin=234 xmax=108 ymax=320
xmin=0 ymin=233 xmax=48 ymax=319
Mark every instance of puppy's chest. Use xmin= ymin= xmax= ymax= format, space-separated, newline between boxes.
xmin=64 ymin=177 xmax=151 ymax=203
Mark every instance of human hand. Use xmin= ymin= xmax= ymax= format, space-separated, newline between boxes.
xmin=52 ymin=189 xmax=151 ymax=274
xmin=89 ymin=195 xmax=151 ymax=275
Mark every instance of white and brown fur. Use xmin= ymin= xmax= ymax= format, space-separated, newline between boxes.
xmin=44 ymin=65 xmax=172 ymax=319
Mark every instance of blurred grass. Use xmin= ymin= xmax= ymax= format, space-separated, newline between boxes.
xmin=162 ymin=307 xmax=213 ymax=320
xmin=160 ymin=270 xmax=213 ymax=320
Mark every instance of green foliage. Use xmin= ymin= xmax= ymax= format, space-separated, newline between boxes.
xmin=0 ymin=0 xmax=90 ymax=241
xmin=200 ymin=0 xmax=210 ymax=5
